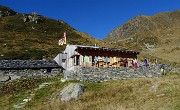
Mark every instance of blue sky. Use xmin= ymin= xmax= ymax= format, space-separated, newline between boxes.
xmin=1 ymin=0 xmax=180 ymax=39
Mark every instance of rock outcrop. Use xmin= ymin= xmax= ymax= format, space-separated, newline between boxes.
xmin=0 ymin=75 xmax=11 ymax=82
xmin=0 ymin=6 xmax=17 ymax=18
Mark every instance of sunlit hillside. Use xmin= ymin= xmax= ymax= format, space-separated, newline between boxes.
xmin=104 ymin=10 xmax=180 ymax=67
xmin=0 ymin=6 xmax=110 ymax=60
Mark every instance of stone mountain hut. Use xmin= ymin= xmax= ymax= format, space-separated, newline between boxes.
xmin=54 ymin=44 xmax=139 ymax=73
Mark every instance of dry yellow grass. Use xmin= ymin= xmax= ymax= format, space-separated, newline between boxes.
xmin=0 ymin=73 xmax=179 ymax=110
xmin=17 ymin=72 xmax=179 ymax=110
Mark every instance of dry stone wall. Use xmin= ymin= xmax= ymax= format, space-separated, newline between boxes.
xmin=65 ymin=63 xmax=173 ymax=82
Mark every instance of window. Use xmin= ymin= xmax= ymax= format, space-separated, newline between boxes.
xmin=62 ymin=59 xmax=66 ymax=62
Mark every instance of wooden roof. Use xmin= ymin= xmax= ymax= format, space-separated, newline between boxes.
xmin=75 ymin=46 xmax=139 ymax=54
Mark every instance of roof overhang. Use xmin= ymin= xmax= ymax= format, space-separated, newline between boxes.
xmin=75 ymin=46 xmax=139 ymax=54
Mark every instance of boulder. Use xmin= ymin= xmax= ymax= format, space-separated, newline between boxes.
xmin=10 ymin=75 xmax=21 ymax=80
xmin=0 ymin=75 xmax=10 ymax=82
xmin=60 ymin=83 xmax=84 ymax=101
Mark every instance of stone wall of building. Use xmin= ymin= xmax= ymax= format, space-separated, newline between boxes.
xmin=1 ymin=59 xmax=176 ymax=83
xmin=65 ymin=63 xmax=173 ymax=82
xmin=0 ymin=60 xmax=63 ymax=83
xmin=0 ymin=69 xmax=62 ymax=83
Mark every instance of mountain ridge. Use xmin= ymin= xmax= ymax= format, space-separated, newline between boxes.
xmin=0 ymin=6 xmax=111 ymax=60
xmin=104 ymin=10 xmax=180 ymax=67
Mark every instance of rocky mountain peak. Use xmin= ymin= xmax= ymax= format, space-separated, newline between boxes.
xmin=0 ymin=6 xmax=17 ymax=17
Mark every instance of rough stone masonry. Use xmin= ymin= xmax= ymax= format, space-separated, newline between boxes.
xmin=0 ymin=60 xmax=174 ymax=83
xmin=64 ymin=63 xmax=173 ymax=82
xmin=0 ymin=60 xmax=62 ymax=83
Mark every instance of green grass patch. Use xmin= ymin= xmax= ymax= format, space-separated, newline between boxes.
xmin=0 ymin=77 xmax=48 ymax=96
xmin=83 ymin=82 xmax=103 ymax=92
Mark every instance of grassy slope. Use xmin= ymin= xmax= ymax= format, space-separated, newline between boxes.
xmin=0 ymin=6 xmax=110 ymax=60
xmin=0 ymin=72 xmax=180 ymax=110
xmin=104 ymin=10 xmax=180 ymax=67
xmin=141 ymin=11 xmax=180 ymax=67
